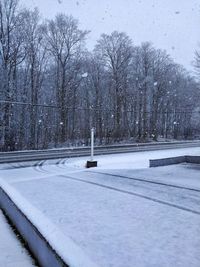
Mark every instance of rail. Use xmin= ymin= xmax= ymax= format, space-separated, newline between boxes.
xmin=0 ymin=141 xmax=199 ymax=164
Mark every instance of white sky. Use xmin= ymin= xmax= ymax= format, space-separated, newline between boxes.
xmin=21 ymin=0 xmax=200 ymax=73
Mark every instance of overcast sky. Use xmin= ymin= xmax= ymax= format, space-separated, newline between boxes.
xmin=21 ymin=0 xmax=200 ymax=73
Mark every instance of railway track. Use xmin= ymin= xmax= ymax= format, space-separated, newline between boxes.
xmin=0 ymin=140 xmax=200 ymax=164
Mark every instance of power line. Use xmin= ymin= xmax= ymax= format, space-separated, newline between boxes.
xmin=0 ymin=100 xmax=198 ymax=114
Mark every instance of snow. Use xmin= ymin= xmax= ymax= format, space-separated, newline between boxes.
xmin=90 ymin=163 xmax=200 ymax=191
xmin=0 ymin=210 xmax=36 ymax=267
xmin=0 ymin=179 xmax=99 ymax=267
xmin=0 ymin=146 xmax=200 ymax=267
xmin=4 ymin=169 xmax=200 ymax=267
xmin=1 ymin=146 xmax=200 ymax=180
xmin=73 ymin=146 xmax=200 ymax=170
xmin=81 ymin=72 xmax=88 ymax=78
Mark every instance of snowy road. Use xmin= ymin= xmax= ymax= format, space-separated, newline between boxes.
xmin=0 ymin=146 xmax=200 ymax=267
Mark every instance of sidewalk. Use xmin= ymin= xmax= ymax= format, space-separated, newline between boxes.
xmin=0 ymin=209 xmax=36 ymax=267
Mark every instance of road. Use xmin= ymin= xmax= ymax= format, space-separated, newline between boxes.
xmin=0 ymin=140 xmax=200 ymax=164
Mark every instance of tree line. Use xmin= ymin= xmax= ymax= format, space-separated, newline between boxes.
xmin=0 ymin=0 xmax=200 ymax=151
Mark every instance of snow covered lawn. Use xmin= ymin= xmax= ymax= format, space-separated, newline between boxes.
xmin=0 ymin=146 xmax=200 ymax=267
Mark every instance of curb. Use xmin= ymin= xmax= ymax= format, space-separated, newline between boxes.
xmin=149 ymin=155 xmax=200 ymax=167
xmin=0 ymin=187 xmax=68 ymax=267
xmin=0 ymin=181 xmax=98 ymax=267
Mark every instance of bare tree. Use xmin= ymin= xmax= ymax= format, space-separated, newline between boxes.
xmin=194 ymin=45 xmax=200 ymax=80
xmin=0 ymin=0 xmax=26 ymax=150
xmin=95 ymin=31 xmax=133 ymax=139
xmin=44 ymin=14 xmax=89 ymax=143
xmin=22 ymin=9 xmax=48 ymax=149
xmin=0 ymin=1 xmax=199 ymax=150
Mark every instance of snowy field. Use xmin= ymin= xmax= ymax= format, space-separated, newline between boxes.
xmin=0 ymin=146 xmax=200 ymax=267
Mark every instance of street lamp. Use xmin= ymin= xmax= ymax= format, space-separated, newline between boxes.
xmin=81 ymin=72 xmax=97 ymax=168
xmin=86 ymin=127 xmax=98 ymax=168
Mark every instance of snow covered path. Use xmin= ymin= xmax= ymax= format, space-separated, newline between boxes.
xmin=0 ymin=210 xmax=36 ymax=267
xmin=0 ymin=146 xmax=200 ymax=267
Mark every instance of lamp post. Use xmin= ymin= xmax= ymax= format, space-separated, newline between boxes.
xmin=90 ymin=127 xmax=94 ymax=161
xmin=86 ymin=127 xmax=97 ymax=168
xmin=81 ymin=72 xmax=97 ymax=168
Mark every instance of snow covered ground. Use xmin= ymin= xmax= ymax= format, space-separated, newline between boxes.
xmin=0 ymin=209 xmax=36 ymax=267
xmin=0 ymin=146 xmax=200 ymax=267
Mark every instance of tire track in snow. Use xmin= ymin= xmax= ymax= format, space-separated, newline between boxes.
xmin=60 ymin=174 xmax=200 ymax=216
xmin=88 ymin=171 xmax=200 ymax=193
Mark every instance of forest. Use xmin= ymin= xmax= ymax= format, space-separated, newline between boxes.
xmin=0 ymin=0 xmax=200 ymax=151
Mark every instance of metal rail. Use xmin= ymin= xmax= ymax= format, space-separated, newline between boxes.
xmin=0 ymin=141 xmax=200 ymax=164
